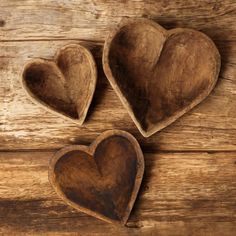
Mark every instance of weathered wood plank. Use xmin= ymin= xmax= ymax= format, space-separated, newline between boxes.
xmin=0 ymin=39 xmax=236 ymax=150
xmin=0 ymin=0 xmax=235 ymax=42
xmin=0 ymin=151 xmax=235 ymax=235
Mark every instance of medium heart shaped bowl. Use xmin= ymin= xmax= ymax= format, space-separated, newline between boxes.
xmin=49 ymin=130 xmax=144 ymax=225
xmin=103 ymin=18 xmax=221 ymax=137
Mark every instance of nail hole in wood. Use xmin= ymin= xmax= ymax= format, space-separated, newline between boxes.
xmin=0 ymin=20 xmax=5 ymax=27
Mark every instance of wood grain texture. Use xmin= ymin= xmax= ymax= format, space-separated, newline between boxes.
xmin=0 ymin=151 xmax=235 ymax=235
xmin=0 ymin=0 xmax=236 ymax=235
xmin=0 ymin=0 xmax=236 ymax=42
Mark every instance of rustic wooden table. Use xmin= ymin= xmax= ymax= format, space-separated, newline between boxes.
xmin=1 ymin=1 xmax=236 ymax=235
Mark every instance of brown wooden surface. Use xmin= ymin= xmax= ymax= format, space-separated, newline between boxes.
xmin=0 ymin=0 xmax=236 ymax=235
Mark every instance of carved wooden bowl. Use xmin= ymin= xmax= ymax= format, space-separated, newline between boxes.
xmin=49 ymin=130 xmax=144 ymax=225
xmin=103 ymin=18 xmax=221 ymax=137
xmin=22 ymin=44 xmax=97 ymax=125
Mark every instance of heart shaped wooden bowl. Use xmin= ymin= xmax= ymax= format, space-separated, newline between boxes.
xmin=49 ymin=130 xmax=144 ymax=225
xmin=103 ymin=18 xmax=221 ymax=137
xmin=22 ymin=44 xmax=97 ymax=125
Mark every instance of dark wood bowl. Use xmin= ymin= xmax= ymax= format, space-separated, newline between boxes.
xmin=48 ymin=130 xmax=144 ymax=225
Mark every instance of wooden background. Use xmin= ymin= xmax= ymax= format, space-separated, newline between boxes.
xmin=0 ymin=0 xmax=236 ymax=235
